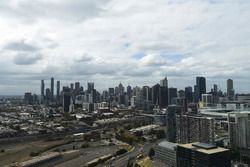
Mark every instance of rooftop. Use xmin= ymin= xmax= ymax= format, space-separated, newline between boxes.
xmin=178 ymin=142 xmax=229 ymax=154
xmin=158 ymin=141 xmax=177 ymax=150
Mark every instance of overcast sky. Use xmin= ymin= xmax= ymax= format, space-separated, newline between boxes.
xmin=0 ymin=0 xmax=250 ymax=95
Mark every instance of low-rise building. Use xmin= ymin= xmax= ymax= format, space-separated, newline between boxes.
xmin=155 ymin=141 xmax=177 ymax=167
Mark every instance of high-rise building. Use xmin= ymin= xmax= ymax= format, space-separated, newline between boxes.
xmin=87 ymin=82 xmax=94 ymax=93
xmin=196 ymin=76 xmax=206 ymax=101
xmin=142 ymin=86 xmax=151 ymax=101
xmin=56 ymin=80 xmax=60 ymax=100
xmin=227 ymin=79 xmax=234 ymax=100
xmin=75 ymin=82 xmax=80 ymax=90
xmin=169 ymin=88 xmax=178 ymax=104
xmin=178 ymin=90 xmax=185 ymax=98
xmin=118 ymin=83 xmax=124 ymax=95
xmin=63 ymin=87 xmax=71 ymax=112
xmin=213 ymin=84 xmax=218 ymax=94
xmin=45 ymin=88 xmax=51 ymax=101
xmin=108 ymin=88 xmax=115 ymax=96
xmin=70 ymin=83 xmax=74 ymax=91
xmin=177 ymin=114 xmax=215 ymax=144
xmin=166 ymin=105 xmax=182 ymax=142
xmin=228 ymin=112 xmax=250 ymax=150
xmin=159 ymin=77 xmax=168 ymax=108
xmin=177 ymin=142 xmax=230 ymax=167
xmin=127 ymin=85 xmax=132 ymax=98
xmin=51 ymin=77 xmax=54 ymax=99
xmin=24 ymin=92 xmax=33 ymax=105
xmin=152 ymin=84 xmax=160 ymax=105
xmin=160 ymin=77 xmax=168 ymax=87
xmin=159 ymin=86 xmax=168 ymax=108
xmin=185 ymin=86 xmax=193 ymax=103
xmin=41 ymin=80 xmax=45 ymax=101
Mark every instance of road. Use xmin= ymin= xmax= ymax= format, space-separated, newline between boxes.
xmin=100 ymin=142 xmax=153 ymax=167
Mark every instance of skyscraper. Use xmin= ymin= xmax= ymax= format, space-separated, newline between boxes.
xmin=166 ymin=105 xmax=179 ymax=142
xmin=127 ymin=85 xmax=132 ymax=98
xmin=41 ymin=80 xmax=45 ymax=100
xmin=159 ymin=77 xmax=168 ymax=108
xmin=87 ymin=82 xmax=94 ymax=93
xmin=152 ymin=84 xmax=160 ymax=105
xmin=63 ymin=87 xmax=71 ymax=112
xmin=169 ymin=87 xmax=178 ymax=104
xmin=227 ymin=79 xmax=234 ymax=100
xmin=160 ymin=77 xmax=168 ymax=87
xmin=196 ymin=76 xmax=206 ymax=101
xmin=185 ymin=86 xmax=193 ymax=103
xmin=56 ymin=80 xmax=60 ymax=100
xmin=51 ymin=77 xmax=54 ymax=99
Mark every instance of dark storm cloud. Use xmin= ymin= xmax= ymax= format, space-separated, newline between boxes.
xmin=13 ymin=53 xmax=43 ymax=65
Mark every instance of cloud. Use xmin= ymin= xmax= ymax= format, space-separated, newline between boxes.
xmin=0 ymin=0 xmax=111 ymax=23
xmin=0 ymin=0 xmax=250 ymax=94
xmin=138 ymin=54 xmax=170 ymax=67
xmin=13 ymin=53 xmax=43 ymax=65
xmin=4 ymin=40 xmax=40 ymax=52
xmin=75 ymin=53 xmax=94 ymax=62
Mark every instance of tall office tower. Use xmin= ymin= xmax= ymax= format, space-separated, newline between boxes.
xmin=159 ymin=77 xmax=168 ymax=108
xmin=166 ymin=105 xmax=183 ymax=142
xmin=228 ymin=112 xmax=250 ymax=150
xmin=45 ymin=88 xmax=51 ymax=101
xmin=70 ymin=83 xmax=74 ymax=91
xmin=169 ymin=88 xmax=178 ymax=104
xmin=24 ymin=92 xmax=33 ymax=105
xmin=213 ymin=84 xmax=218 ymax=94
xmin=212 ymin=84 xmax=219 ymax=104
xmin=185 ymin=86 xmax=193 ymax=103
xmin=142 ymin=86 xmax=150 ymax=101
xmin=177 ymin=114 xmax=215 ymax=144
xmin=177 ymin=143 xmax=230 ymax=167
xmin=62 ymin=87 xmax=71 ymax=112
xmin=194 ymin=85 xmax=199 ymax=103
xmin=41 ymin=80 xmax=45 ymax=102
xmin=196 ymin=76 xmax=206 ymax=101
xmin=87 ymin=82 xmax=94 ymax=93
xmin=127 ymin=85 xmax=132 ymax=98
xmin=118 ymin=83 xmax=124 ymax=95
xmin=109 ymin=88 xmax=115 ymax=96
xmin=75 ymin=82 xmax=80 ymax=90
xmin=115 ymin=86 xmax=119 ymax=96
xmin=74 ymin=82 xmax=80 ymax=95
xmin=227 ymin=79 xmax=234 ymax=100
xmin=51 ymin=77 xmax=54 ymax=98
xmin=102 ymin=90 xmax=109 ymax=102
xmin=160 ymin=77 xmax=168 ymax=87
xmin=178 ymin=90 xmax=185 ymax=98
xmin=152 ymin=84 xmax=160 ymax=105
xmin=56 ymin=80 xmax=60 ymax=101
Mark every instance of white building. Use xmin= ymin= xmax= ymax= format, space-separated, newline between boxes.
xmin=228 ymin=112 xmax=250 ymax=150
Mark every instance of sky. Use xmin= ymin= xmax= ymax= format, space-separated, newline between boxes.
xmin=0 ymin=0 xmax=250 ymax=95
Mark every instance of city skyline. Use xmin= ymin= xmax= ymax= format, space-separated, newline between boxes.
xmin=0 ymin=76 xmax=244 ymax=96
xmin=0 ymin=0 xmax=250 ymax=95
